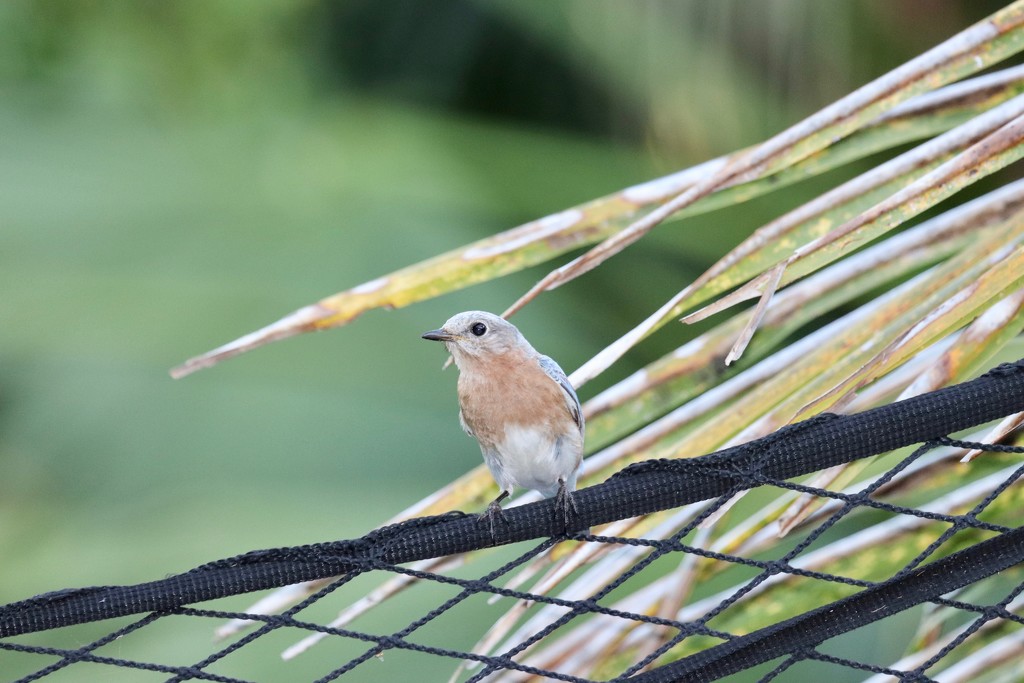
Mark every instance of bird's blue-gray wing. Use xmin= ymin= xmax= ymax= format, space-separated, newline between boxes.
xmin=537 ymin=355 xmax=584 ymax=434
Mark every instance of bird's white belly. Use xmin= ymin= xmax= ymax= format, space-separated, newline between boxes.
xmin=484 ymin=424 xmax=580 ymax=498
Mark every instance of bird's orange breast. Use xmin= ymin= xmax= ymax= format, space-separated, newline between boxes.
xmin=457 ymin=351 xmax=573 ymax=447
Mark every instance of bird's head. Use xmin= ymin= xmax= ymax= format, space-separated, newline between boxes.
xmin=421 ymin=311 xmax=528 ymax=365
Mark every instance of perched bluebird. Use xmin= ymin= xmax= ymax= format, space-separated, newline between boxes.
xmin=422 ymin=311 xmax=584 ymax=533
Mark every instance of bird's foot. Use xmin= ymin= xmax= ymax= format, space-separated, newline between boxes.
xmin=478 ymin=499 xmax=510 ymax=541
xmin=554 ymin=480 xmax=583 ymax=534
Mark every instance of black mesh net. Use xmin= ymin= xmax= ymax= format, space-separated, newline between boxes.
xmin=2 ymin=361 xmax=1024 ymax=682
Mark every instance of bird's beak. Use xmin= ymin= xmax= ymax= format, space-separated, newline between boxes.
xmin=422 ymin=328 xmax=456 ymax=342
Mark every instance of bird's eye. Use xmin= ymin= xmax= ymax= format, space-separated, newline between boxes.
xmin=471 ymin=322 xmax=487 ymax=336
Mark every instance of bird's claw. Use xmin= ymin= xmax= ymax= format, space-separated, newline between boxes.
xmin=478 ymin=500 xmax=510 ymax=541
xmin=554 ymin=480 xmax=582 ymax=534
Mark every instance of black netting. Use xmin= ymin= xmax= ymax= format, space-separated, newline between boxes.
xmin=2 ymin=360 xmax=1024 ymax=682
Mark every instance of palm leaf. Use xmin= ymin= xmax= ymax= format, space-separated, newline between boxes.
xmin=171 ymin=3 xmax=1024 ymax=379
xmin=195 ymin=4 xmax=1024 ymax=678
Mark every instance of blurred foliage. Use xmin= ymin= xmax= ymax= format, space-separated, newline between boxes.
xmin=1 ymin=1 xmax=1022 ymax=682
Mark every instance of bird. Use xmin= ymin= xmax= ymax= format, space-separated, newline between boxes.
xmin=421 ymin=311 xmax=584 ymax=535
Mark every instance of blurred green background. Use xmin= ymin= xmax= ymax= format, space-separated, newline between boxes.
xmin=0 ymin=1 xmax=1014 ymax=680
